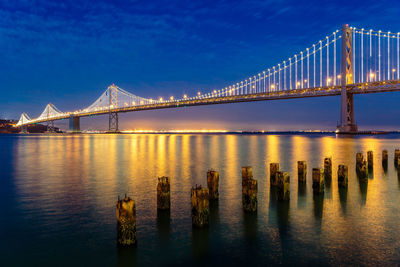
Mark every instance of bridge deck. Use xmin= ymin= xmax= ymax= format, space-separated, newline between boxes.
xmin=20 ymin=80 xmax=400 ymax=126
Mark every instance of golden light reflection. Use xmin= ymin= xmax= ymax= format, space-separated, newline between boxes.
xmin=12 ymin=134 xmax=400 ymax=264
xmin=266 ymin=135 xmax=280 ymax=163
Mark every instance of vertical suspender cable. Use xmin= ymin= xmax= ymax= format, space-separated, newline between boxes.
xmin=388 ymin=32 xmax=391 ymax=80
xmin=370 ymin=29 xmax=372 ymax=81
xmin=361 ymin=29 xmax=364 ymax=82
xmin=273 ymin=67 xmax=276 ymax=91
xmin=313 ymin=45 xmax=316 ymax=87
xmin=294 ymin=55 xmax=297 ymax=89
xmin=398 ymin=33 xmax=399 ymax=79
xmin=268 ymin=69 xmax=271 ymax=92
xmin=353 ymin=28 xmax=356 ymax=82
xmin=327 ymin=36 xmax=329 ymax=85
xmin=284 ymin=62 xmax=286 ymax=90
xmin=320 ymin=41 xmax=322 ymax=87
xmin=301 ymin=52 xmax=303 ymax=88
xmin=334 ymin=33 xmax=336 ymax=85
xmin=278 ymin=65 xmax=281 ymax=91
xmin=307 ymin=48 xmax=310 ymax=87
xmin=289 ymin=59 xmax=292 ymax=90
xmin=379 ymin=31 xmax=381 ymax=81
xmin=263 ymin=72 xmax=266 ymax=92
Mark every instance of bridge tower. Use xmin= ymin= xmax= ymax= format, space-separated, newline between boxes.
xmin=337 ymin=24 xmax=358 ymax=133
xmin=108 ymin=85 xmax=119 ymax=133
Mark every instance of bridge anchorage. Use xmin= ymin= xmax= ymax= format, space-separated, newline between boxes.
xmin=15 ymin=24 xmax=400 ymax=134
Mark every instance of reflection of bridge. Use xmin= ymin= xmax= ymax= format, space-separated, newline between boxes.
xmin=16 ymin=25 xmax=400 ymax=133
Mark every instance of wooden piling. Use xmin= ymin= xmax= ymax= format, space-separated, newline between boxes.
xmin=324 ymin=157 xmax=332 ymax=180
xmin=338 ymin=165 xmax=348 ymax=188
xmin=116 ymin=195 xmax=137 ymax=246
xmin=356 ymin=153 xmax=363 ymax=168
xmin=276 ymin=171 xmax=290 ymax=201
xmin=357 ymin=160 xmax=368 ymax=181
xmin=207 ymin=170 xmax=219 ymax=200
xmin=157 ymin=176 xmax=170 ymax=210
xmin=395 ymin=149 xmax=400 ymax=167
xmin=382 ymin=150 xmax=388 ymax=169
xmin=191 ymin=185 xmax=209 ymax=227
xmin=312 ymin=168 xmax=324 ymax=195
xmin=270 ymin=163 xmax=280 ymax=186
xmin=367 ymin=151 xmax=373 ymax=170
xmin=242 ymin=166 xmax=252 ymax=185
xmin=242 ymin=166 xmax=257 ymax=212
xmin=356 ymin=153 xmax=368 ymax=180
xmin=297 ymin=161 xmax=307 ymax=183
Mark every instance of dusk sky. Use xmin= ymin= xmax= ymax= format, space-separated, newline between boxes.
xmin=1 ymin=0 xmax=400 ymax=131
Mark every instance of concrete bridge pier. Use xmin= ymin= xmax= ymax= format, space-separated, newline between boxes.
xmin=69 ymin=115 xmax=80 ymax=133
xmin=21 ymin=125 xmax=28 ymax=134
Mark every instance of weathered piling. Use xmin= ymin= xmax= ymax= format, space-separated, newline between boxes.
xmin=395 ymin=149 xmax=400 ymax=167
xmin=207 ymin=170 xmax=219 ymax=200
xmin=191 ymin=185 xmax=209 ymax=227
xmin=157 ymin=176 xmax=170 ymax=210
xmin=116 ymin=195 xmax=137 ymax=246
xmin=323 ymin=157 xmax=332 ymax=180
xmin=356 ymin=153 xmax=363 ymax=168
xmin=242 ymin=166 xmax=257 ymax=212
xmin=356 ymin=153 xmax=368 ymax=180
xmin=270 ymin=163 xmax=280 ymax=186
xmin=357 ymin=160 xmax=368 ymax=181
xmin=367 ymin=151 xmax=373 ymax=170
xmin=382 ymin=150 xmax=388 ymax=169
xmin=297 ymin=161 xmax=307 ymax=183
xmin=312 ymin=168 xmax=324 ymax=195
xmin=242 ymin=166 xmax=253 ymax=185
xmin=338 ymin=165 xmax=348 ymax=188
xmin=276 ymin=171 xmax=290 ymax=201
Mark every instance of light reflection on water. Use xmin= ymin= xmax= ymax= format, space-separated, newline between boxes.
xmin=1 ymin=134 xmax=400 ymax=265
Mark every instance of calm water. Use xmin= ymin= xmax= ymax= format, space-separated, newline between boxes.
xmin=1 ymin=133 xmax=400 ymax=266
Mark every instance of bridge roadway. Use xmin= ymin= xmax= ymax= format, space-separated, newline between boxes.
xmin=21 ymin=80 xmax=400 ymax=126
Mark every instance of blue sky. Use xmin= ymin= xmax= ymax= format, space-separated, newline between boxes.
xmin=1 ymin=0 xmax=400 ymax=130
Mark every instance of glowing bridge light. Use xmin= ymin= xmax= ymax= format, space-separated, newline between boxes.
xmin=170 ymin=96 xmax=174 ymax=100
xmin=159 ymin=97 xmax=163 ymax=102
xmin=183 ymin=94 xmax=187 ymax=99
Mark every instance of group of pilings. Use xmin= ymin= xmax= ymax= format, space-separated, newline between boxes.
xmin=116 ymin=149 xmax=400 ymax=246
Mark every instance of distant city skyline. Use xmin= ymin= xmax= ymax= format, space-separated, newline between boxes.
xmin=1 ymin=0 xmax=400 ymax=131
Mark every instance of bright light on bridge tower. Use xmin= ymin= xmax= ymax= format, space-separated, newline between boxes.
xmin=337 ymin=24 xmax=358 ymax=133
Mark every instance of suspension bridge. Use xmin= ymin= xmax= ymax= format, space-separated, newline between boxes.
xmin=16 ymin=25 xmax=400 ymax=134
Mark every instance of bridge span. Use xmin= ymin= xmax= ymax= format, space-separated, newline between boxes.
xmin=16 ymin=25 xmax=400 ymax=133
